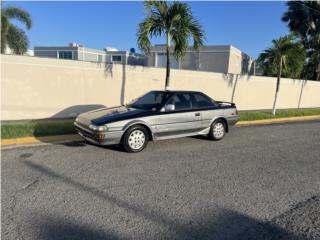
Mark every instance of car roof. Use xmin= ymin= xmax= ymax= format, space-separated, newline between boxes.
xmin=152 ymin=90 xmax=204 ymax=94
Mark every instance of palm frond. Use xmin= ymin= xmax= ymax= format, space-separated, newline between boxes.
xmin=282 ymin=1 xmax=320 ymax=80
xmin=168 ymin=1 xmax=205 ymax=57
xmin=137 ymin=0 xmax=205 ymax=58
xmin=4 ymin=6 xmax=32 ymax=29
xmin=6 ymin=24 xmax=28 ymax=54
xmin=258 ymin=34 xmax=306 ymax=78
xmin=137 ymin=15 xmax=165 ymax=53
xmin=187 ymin=18 xmax=205 ymax=49
xmin=144 ymin=1 xmax=168 ymax=22
xmin=1 ymin=5 xmax=32 ymax=54
xmin=137 ymin=18 xmax=153 ymax=54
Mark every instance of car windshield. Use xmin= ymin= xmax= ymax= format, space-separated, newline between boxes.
xmin=128 ymin=91 xmax=167 ymax=110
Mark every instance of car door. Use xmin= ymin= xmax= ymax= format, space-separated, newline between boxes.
xmin=191 ymin=93 xmax=219 ymax=129
xmin=154 ymin=93 xmax=202 ymax=138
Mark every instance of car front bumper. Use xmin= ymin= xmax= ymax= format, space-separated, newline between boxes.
xmin=74 ymin=122 xmax=123 ymax=146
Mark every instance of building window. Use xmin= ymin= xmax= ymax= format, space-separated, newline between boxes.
xmin=58 ymin=51 xmax=73 ymax=60
xmin=97 ymin=55 xmax=102 ymax=62
xmin=112 ymin=55 xmax=122 ymax=62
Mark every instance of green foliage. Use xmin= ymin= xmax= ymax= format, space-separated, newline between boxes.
xmin=1 ymin=5 xmax=32 ymax=54
xmin=7 ymin=25 xmax=29 ymax=54
xmin=137 ymin=1 xmax=205 ymax=60
xmin=257 ymin=34 xmax=306 ymax=78
xmin=239 ymin=108 xmax=320 ymax=121
xmin=1 ymin=120 xmax=75 ymax=139
xmin=282 ymin=1 xmax=320 ymax=80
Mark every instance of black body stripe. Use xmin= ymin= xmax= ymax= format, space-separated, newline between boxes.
xmin=92 ymin=106 xmax=235 ymax=125
xmin=155 ymin=128 xmax=204 ymax=137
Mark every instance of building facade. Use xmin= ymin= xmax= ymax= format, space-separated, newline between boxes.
xmin=34 ymin=43 xmax=145 ymax=66
xmin=33 ymin=43 xmax=255 ymax=75
xmin=146 ymin=45 xmax=256 ymax=75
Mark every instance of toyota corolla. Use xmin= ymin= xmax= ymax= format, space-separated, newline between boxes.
xmin=74 ymin=90 xmax=239 ymax=152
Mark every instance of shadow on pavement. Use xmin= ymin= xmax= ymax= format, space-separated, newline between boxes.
xmin=60 ymin=141 xmax=87 ymax=147
xmin=32 ymin=211 xmax=294 ymax=240
xmin=74 ymin=140 xmax=126 ymax=152
xmin=23 ymin=160 xmax=308 ymax=240
xmin=35 ymin=215 xmax=119 ymax=240
xmin=190 ymin=135 xmax=213 ymax=141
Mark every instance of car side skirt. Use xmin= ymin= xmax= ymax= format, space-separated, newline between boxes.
xmin=154 ymin=127 xmax=210 ymax=141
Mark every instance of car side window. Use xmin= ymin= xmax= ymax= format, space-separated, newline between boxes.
xmin=192 ymin=93 xmax=216 ymax=109
xmin=166 ymin=93 xmax=193 ymax=111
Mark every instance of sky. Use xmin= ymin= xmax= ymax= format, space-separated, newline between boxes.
xmin=8 ymin=1 xmax=290 ymax=58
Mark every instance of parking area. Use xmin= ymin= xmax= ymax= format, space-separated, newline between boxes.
xmin=2 ymin=121 xmax=320 ymax=240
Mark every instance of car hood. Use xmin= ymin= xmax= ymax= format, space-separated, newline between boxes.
xmin=77 ymin=106 xmax=151 ymax=126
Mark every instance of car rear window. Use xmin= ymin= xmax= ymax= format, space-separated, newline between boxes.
xmin=192 ymin=93 xmax=216 ymax=109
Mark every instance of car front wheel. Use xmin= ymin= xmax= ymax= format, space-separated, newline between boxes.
xmin=209 ymin=120 xmax=226 ymax=140
xmin=122 ymin=125 xmax=149 ymax=153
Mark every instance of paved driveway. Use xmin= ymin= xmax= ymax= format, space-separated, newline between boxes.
xmin=2 ymin=121 xmax=320 ymax=240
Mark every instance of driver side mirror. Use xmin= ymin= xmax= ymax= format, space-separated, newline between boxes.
xmin=161 ymin=104 xmax=175 ymax=112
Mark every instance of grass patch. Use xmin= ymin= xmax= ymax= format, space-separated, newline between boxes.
xmin=1 ymin=120 xmax=75 ymax=139
xmin=239 ymin=108 xmax=320 ymax=121
xmin=1 ymin=108 xmax=320 ymax=139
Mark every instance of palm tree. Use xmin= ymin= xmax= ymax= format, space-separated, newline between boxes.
xmin=137 ymin=1 xmax=205 ymax=89
xmin=282 ymin=1 xmax=320 ymax=80
xmin=258 ymin=34 xmax=305 ymax=115
xmin=1 ymin=3 xmax=32 ymax=54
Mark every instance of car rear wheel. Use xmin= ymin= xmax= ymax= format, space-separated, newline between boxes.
xmin=209 ymin=120 xmax=226 ymax=141
xmin=122 ymin=125 xmax=149 ymax=153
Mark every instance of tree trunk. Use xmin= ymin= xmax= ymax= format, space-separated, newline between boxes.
xmin=272 ymin=89 xmax=279 ymax=116
xmin=316 ymin=62 xmax=320 ymax=81
xmin=1 ymin=16 xmax=8 ymax=54
xmin=272 ymin=58 xmax=282 ymax=116
xmin=317 ymin=43 xmax=320 ymax=81
xmin=165 ymin=32 xmax=170 ymax=90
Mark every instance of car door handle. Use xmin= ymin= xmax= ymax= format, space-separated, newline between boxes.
xmin=195 ymin=113 xmax=200 ymax=116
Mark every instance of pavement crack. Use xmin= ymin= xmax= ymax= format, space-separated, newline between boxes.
xmin=22 ymin=177 xmax=40 ymax=190
xmin=5 ymin=174 xmax=43 ymax=240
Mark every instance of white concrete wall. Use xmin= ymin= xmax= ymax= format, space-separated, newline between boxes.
xmin=1 ymin=54 xmax=320 ymax=120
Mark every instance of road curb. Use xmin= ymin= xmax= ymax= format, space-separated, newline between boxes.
xmin=1 ymin=134 xmax=82 ymax=147
xmin=1 ymin=115 xmax=320 ymax=147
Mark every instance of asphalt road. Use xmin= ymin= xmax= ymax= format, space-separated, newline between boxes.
xmin=2 ymin=121 xmax=320 ymax=240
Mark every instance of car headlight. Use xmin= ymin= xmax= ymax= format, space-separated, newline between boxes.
xmin=89 ymin=124 xmax=108 ymax=131
xmin=97 ymin=125 xmax=108 ymax=131
xmin=75 ymin=117 xmax=79 ymax=122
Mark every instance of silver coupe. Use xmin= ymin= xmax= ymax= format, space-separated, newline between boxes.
xmin=74 ymin=90 xmax=239 ymax=152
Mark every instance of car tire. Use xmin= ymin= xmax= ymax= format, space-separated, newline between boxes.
xmin=122 ymin=125 xmax=149 ymax=153
xmin=209 ymin=120 xmax=226 ymax=141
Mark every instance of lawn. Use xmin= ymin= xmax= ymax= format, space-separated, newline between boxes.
xmin=1 ymin=108 xmax=320 ymax=139
xmin=239 ymin=108 xmax=320 ymax=121
xmin=1 ymin=119 xmax=76 ymax=139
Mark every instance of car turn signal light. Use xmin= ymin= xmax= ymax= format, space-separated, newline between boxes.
xmin=95 ymin=133 xmax=105 ymax=141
